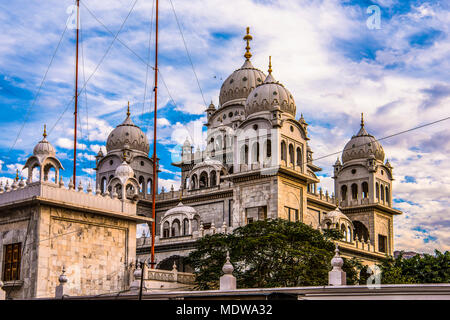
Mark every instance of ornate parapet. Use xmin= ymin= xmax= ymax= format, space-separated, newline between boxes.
xmin=0 ymin=180 xmax=151 ymax=223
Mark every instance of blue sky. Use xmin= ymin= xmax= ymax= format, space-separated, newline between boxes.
xmin=0 ymin=0 xmax=449 ymax=253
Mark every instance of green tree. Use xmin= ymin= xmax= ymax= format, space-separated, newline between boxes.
xmin=378 ymin=250 xmax=450 ymax=284
xmin=186 ymin=219 xmax=347 ymax=290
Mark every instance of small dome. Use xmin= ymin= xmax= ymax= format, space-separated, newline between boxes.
xmin=245 ymin=62 xmax=296 ymax=117
xmin=165 ymin=202 xmax=197 ymax=217
xmin=323 ymin=207 xmax=352 ymax=226
xmin=115 ymin=161 xmax=134 ymax=182
xmin=219 ymin=60 xmax=266 ymax=108
xmin=106 ymin=106 xmax=149 ymax=155
xmin=33 ymin=125 xmax=56 ymax=157
xmin=342 ymin=115 xmax=384 ymax=163
xmin=192 ymin=156 xmax=224 ymax=171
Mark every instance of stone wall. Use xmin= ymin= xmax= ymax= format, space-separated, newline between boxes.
xmin=0 ymin=206 xmax=39 ymax=299
xmin=35 ymin=205 xmax=136 ymax=298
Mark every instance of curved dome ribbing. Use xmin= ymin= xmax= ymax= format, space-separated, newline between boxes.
xmin=245 ymin=72 xmax=296 ymax=117
xmin=219 ymin=60 xmax=266 ymax=108
xmin=106 ymin=114 xmax=149 ymax=155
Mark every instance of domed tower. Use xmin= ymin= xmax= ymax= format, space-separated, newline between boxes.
xmin=95 ymin=103 xmax=157 ymax=196
xmin=333 ymin=114 xmax=401 ymax=255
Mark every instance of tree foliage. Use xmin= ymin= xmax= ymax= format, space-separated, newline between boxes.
xmin=186 ymin=219 xmax=341 ymax=290
xmin=378 ymin=250 xmax=450 ymax=284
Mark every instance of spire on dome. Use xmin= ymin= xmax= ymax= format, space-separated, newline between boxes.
xmin=361 ymin=112 xmax=364 ymax=127
xmin=268 ymin=56 xmax=272 ymax=74
xmin=356 ymin=113 xmax=369 ymax=136
xmin=43 ymin=124 xmax=47 ymax=139
xmin=127 ymin=101 xmax=131 ymax=117
xmin=243 ymin=27 xmax=252 ymax=60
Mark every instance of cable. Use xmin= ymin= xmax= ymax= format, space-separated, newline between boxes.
xmin=168 ymin=0 xmax=207 ymax=107
xmin=141 ymin=0 xmax=156 ymax=124
xmin=308 ymin=116 xmax=450 ymax=165
xmin=48 ymin=0 xmax=139 ymax=136
xmin=8 ymin=23 xmax=68 ymax=153
xmin=80 ymin=0 xmax=181 ymax=116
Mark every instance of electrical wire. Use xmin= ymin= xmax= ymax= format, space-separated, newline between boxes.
xmin=48 ymin=0 xmax=139 ymax=136
xmin=168 ymin=0 xmax=207 ymax=107
xmin=308 ymin=115 xmax=450 ymax=165
xmin=8 ymin=23 xmax=68 ymax=153
xmin=141 ymin=0 xmax=156 ymax=124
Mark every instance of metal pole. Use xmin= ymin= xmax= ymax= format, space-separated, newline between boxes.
xmin=73 ymin=0 xmax=80 ymax=185
xmin=150 ymin=0 xmax=159 ymax=269
xmin=138 ymin=261 xmax=145 ymax=300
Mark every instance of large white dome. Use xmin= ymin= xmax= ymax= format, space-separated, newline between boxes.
xmin=106 ymin=110 xmax=149 ymax=155
xmin=219 ymin=59 xmax=266 ymax=108
xmin=342 ymin=117 xmax=384 ymax=164
xmin=245 ymin=71 xmax=296 ymax=117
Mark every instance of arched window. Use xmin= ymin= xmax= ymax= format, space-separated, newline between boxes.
xmin=44 ymin=165 xmax=56 ymax=183
xmin=341 ymin=224 xmax=347 ymax=241
xmin=115 ymin=184 xmax=122 ymax=199
xmin=240 ymin=144 xmax=249 ymax=165
xmin=351 ymin=183 xmax=358 ymax=200
xmin=192 ymin=216 xmax=200 ymax=232
xmin=210 ymin=171 xmax=217 ymax=187
xmin=289 ymin=144 xmax=295 ymax=165
xmin=376 ymin=182 xmax=379 ymax=199
xmin=199 ymin=171 xmax=208 ymax=189
xmin=171 ymin=219 xmax=180 ymax=237
xmin=163 ymin=221 xmax=170 ymax=238
xmin=251 ymin=142 xmax=260 ymax=163
xmin=265 ymin=139 xmax=272 ymax=158
xmin=385 ymin=186 xmax=390 ymax=205
xmin=380 ymin=185 xmax=385 ymax=202
xmin=281 ymin=141 xmax=287 ymax=161
xmin=31 ymin=165 xmax=40 ymax=182
xmin=341 ymin=185 xmax=348 ymax=201
xmin=147 ymin=179 xmax=152 ymax=194
xmin=216 ymin=135 xmax=222 ymax=150
xmin=353 ymin=221 xmax=369 ymax=242
xmin=183 ymin=218 xmax=189 ymax=235
xmin=362 ymin=182 xmax=369 ymax=198
xmin=101 ymin=177 xmax=107 ymax=193
xmin=125 ymin=184 xmax=135 ymax=199
xmin=109 ymin=175 xmax=114 ymax=182
xmin=139 ymin=176 xmax=145 ymax=193
xmin=347 ymin=226 xmax=352 ymax=242
xmin=191 ymin=174 xmax=198 ymax=189
xmin=296 ymin=147 xmax=302 ymax=166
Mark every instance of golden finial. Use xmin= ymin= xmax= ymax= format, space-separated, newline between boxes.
xmin=361 ymin=112 xmax=364 ymax=127
xmin=122 ymin=150 xmax=127 ymax=162
xmin=336 ymin=198 xmax=340 ymax=207
xmin=15 ymin=169 xmax=19 ymax=182
xmin=243 ymin=27 xmax=252 ymax=60
xmin=127 ymin=101 xmax=130 ymax=117
xmin=268 ymin=56 xmax=272 ymax=74
xmin=43 ymin=124 xmax=47 ymax=139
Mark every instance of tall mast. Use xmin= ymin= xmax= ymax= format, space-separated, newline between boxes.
xmin=73 ymin=0 xmax=80 ymax=185
xmin=150 ymin=0 xmax=159 ymax=269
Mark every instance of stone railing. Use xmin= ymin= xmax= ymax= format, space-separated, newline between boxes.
xmin=153 ymin=223 xmax=234 ymax=245
xmin=335 ymin=238 xmax=386 ymax=256
xmin=340 ymin=198 xmax=390 ymax=208
xmin=145 ymin=267 xmax=195 ymax=285
xmin=0 ymin=179 xmax=137 ymax=216
xmin=307 ymin=190 xmax=336 ymax=205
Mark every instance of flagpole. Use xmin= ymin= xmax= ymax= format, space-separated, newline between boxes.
xmin=150 ymin=0 xmax=159 ymax=269
xmin=73 ymin=0 xmax=80 ymax=185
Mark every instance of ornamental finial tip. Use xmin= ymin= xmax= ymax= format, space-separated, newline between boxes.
xmin=127 ymin=101 xmax=130 ymax=117
xmin=243 ymin=27 xmax=252 ymax=60
xmin=361 ymin=112 xmax=364 ymax=127
xmin=43 ymin=124 xmax=47 ymax=139
xmin=268 ymin=56 xmax=272 ymax=74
